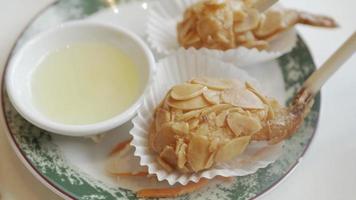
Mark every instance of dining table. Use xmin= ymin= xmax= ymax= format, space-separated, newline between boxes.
xmin=0 ymin=0 xmax=355 ymax=199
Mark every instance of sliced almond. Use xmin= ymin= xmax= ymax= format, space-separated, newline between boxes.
xmin=200 ymin=104 xmax=232 ymax=116
xmin=149 ymin=124 xmax=158 ymax=152
xmin=203 ymin=89 xmax=221 ymax=104
xmin=215 ymin=136 xmax=251 ymax=162
xmin=176 ymin=139 xmax=188 ymax=169
xmin=223 ymin=126 xmax=235 ymax=138
xmin=171 ymin=83 xmax=206 ymax=100
xmin=214 ymin=127 xmax=235 ymax=138
xmin=181 ymin=31 xmax=202 ymax=48
xmin=207 ymin=112 xmax=217 ymax=128
xmin=187 ymin=135 xmax=210 ymax=172
xmin=188 ymin=118 xmax=200 ymax=130
xmin=157 ymin=157 xmax=173 ymax=172
xmin=175 ymin=138 xmax=184 ymax=154
xmin=172 ymin=122 xmax=190 ymax=135
xmin=167 ymin=95 xmax=210 ymax=110
xmin=195 ymin=122 xmax=210 ymax=136
xmin=227 ymin=112 xmax=262 ymax=136
xmin=177 ymin=11 xmax=202 ymax=48
xmin=152 ymin=123 xmax=176 ymax=153
xmin=226 ymin=107 xmax=245 ymax=114
xmin=171 ymin=108 xmax=183 ymax=121
xmin=242 ymin=40 xmax=268 ymax=50
xmin=222 ymin=88 xmax=265 ymax=109
xmin=205 ymin=151 xmax=216 ymax=169
xmin=160 ymin=146 xmax=178 ymax=167
xmin=155 ymin=108 xmax=171 ymax=131
xmin=210 ymin=128 xmax=224 ymax=138
xmin=242 ymin=0 xmax=257 ymax=7
xmin=233 ymin=9 xmax=247 ymax=22
xmin=178 ymin=165 xmax=191 ymax=173
xmin=235 ymin=31 xmax=255 ymax=43
xmin=191 ymin=77 xmax=233 ymax=90
xmin=235 ymin=33 xmax=247 ymax=43
xmin=234 ymin=8 xmax=260 ymax=33
xmin=209 ymin=138 xmax=220 ymax=153
xmin=215 ymin=110 xmax=229 ymax=127
xmin=176 ymin=109 xmax=202 ymax=121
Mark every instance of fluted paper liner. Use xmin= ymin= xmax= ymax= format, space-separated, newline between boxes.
xmin=147 ymin=0 xmax=297 ymax=66
xmin=130 ymin=49 xmax=283 ymax=185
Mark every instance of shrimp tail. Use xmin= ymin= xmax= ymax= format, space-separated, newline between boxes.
xmin=295 ymin=10 xmax=339 ymax=28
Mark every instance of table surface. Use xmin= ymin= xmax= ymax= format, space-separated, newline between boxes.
xmin=0 ymin=0 xmax=355 ymax=199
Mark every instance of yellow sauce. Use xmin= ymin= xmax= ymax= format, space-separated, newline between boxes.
xmin=31 ymin=42 xmax=141 ymax=125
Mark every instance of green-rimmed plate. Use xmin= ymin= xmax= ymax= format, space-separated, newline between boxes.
xmin=1 ymin=0 xmax=320 ymax=199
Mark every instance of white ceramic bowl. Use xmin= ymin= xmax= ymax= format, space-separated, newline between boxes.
xmin=5 ymin=21 xmax=155 ymax=137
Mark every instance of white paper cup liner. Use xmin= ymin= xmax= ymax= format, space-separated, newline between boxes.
xmin=130 ymin=49 xmax=283 ymax=185
xmin=146 ymin=0 xmax=297 ymax=66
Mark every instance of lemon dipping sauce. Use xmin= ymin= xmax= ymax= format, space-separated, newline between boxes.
xmin=31 ymin=42 xmax=141 ymax=125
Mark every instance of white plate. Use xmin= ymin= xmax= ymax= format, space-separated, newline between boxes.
xmin=1 ymin=0 xmax=320 ymax=199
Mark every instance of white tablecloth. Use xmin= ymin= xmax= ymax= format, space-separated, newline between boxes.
xmin=0 ymin=0 xmax=355 ymax=199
